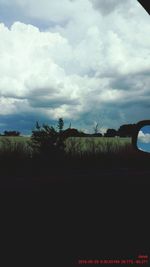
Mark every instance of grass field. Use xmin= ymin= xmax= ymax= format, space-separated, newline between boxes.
xmin=65 ymin=137 xmax=132 ymax=155
xmin=0 ymin=135 xmax=149 ymax=183
xmin=0 ymin=136 xmax=132 ymax=155
xmin=0 ymin=136 xmax=32 ymax=157
xmin=0 ymin=136 xmax=30 ymax=144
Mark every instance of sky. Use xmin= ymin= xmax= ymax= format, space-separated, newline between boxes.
xmin=137 ymin=126 xmax=150 ymax=152
xmin=0 ymin=0 xmax=150 ymax=134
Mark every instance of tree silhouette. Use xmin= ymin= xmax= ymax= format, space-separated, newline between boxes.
xmin=57 ymin=118 xmax=64 ymax=133
xmin=3 ymin=131 xmax=20 ymax=136
xmin=93 ymin=123 xmax=99 ymax=134
xmin=31 ymin=121 xmax=66 ymax=158
xmin=104 ymin=129 xmax=118 ymax=137
xmin=118 ymin=124 xmax=137 ymax=137
xmin=31 ymin=122 xmax=58 ymax=156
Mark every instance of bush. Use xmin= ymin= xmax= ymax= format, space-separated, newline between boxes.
xmin=31 ymin=122 xmax=66 ymax=158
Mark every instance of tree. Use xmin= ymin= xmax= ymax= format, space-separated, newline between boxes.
xmin=57 ymin=118 xmax=64 ymax=133
xmin=93 ymin=123 xmax=99 ymax=134
xmin=62 ymin=128 xmax=82 ymax=138
xmin=117 ymin=124 xmax=137 ymax=137
xmin=31 ymin=120 xmax=66 ymax=158
xmin=35 ymin=121 xmax=41 ymax=130
xmin=3 ymin=130 xmax=20 ymax=136
xmin=92 ymin=123 xmax=102 ymax=137
xmin=104 ymin=129 xmax=118 ymax=137
xmin=31 ymin=122 xmax=58 ymax=156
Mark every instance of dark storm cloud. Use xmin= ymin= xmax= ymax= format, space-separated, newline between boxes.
xmin=0 ymin=113 xmax=57 ymax=135
xmin=111 ymin=73 xmax=149 ymax=91
xmin=28 ymin=97 xmax=79 ymax=108
xmin=90 ymin=0 xmax=130 ymax=15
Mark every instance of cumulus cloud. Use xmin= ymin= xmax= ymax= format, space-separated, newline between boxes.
xmin=0 ymin=0 xmax=150 ymax=133
xmin=138 ymin=129 xmax=150 ymax=143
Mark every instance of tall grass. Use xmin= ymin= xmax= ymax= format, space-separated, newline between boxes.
xmin=0 ymin=136 xmax=33 ymax=159
xmin=65 ymin=137 xmax=132 ymax=155
xmin=0 ymin=136 xmax=149 ymax=178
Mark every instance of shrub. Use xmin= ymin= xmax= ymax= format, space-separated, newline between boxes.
xmin=31 ymin=122 xmax=65 ymax=158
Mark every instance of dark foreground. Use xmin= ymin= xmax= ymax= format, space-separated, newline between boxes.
xmin=0 ymin=144 xmax=149 ymax=266
xmin=0 ymin=164 xmax=149 ymax=267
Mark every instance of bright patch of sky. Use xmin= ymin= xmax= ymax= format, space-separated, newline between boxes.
xmin=137 ymin=126 xmax=150 ymax=152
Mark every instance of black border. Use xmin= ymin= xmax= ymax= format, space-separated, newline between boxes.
xmin=132 ymin=120 xmax=150 ymax=154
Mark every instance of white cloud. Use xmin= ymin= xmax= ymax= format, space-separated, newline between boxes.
xmin=0 ymin=0 xmax=150 ymax=131
xmin=0 ymin=96 xmax=30 ymax=115
xmin=138 ymin=130 xmax=150 ymax=143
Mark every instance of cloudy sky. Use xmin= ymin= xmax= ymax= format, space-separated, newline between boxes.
xmin=0 ymin=0 xmax=150 ymax=134
xmin=138 ymin=129 xmax=150 ymax=144
xmin=138 ymin=126 xmax=150 ymax=152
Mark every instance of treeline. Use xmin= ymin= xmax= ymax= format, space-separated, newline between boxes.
xmin=104 ymin=124 xmax=137 ymax=138
xmin=0 ymin=118 xmax=137 ymax=138
xmin=64 ymin=124 xmax=137 ymax=138
xmin=59 ymin=124 xmax=137 ymax=138
xmin=0 ymin=131 xmax=20 ymax=136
